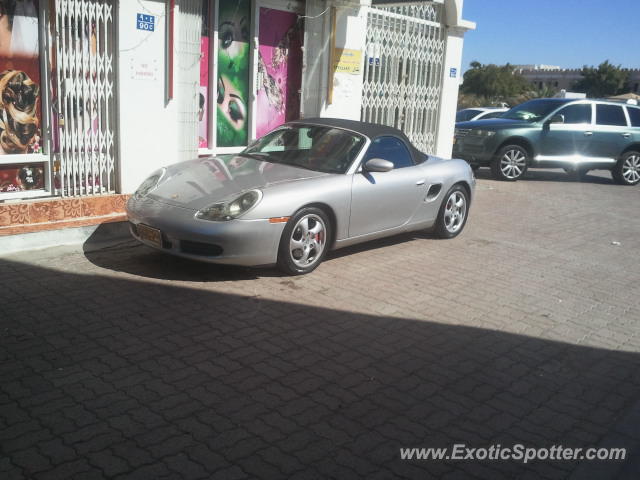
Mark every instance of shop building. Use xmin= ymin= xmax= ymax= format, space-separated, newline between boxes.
xmin=0 ymin=0 xmax=473 ymax=248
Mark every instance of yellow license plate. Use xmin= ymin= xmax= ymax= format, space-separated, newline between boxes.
xmin=137 ymin=224 xmax=162 ymax=248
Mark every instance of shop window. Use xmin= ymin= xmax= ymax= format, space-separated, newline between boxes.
xmin=198 ymin=0 xmax=303 ymax=153
xmin=199 ymin=0 xmax=251 ymax=151
xmin=0 ymin=0 xmax=48 ymax=198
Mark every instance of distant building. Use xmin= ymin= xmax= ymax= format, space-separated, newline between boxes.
xmin=515 ymin=66 xmax=640 ymax=94
xmin=513 ymin=64 xmax=562 ymax=72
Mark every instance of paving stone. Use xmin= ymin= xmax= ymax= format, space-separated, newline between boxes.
xmin=2 ymin=172 xmax=640 ymax=479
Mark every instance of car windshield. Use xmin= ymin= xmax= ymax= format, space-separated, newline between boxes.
xmin=500 ymin=100 xmax=568 ymax=122
xmin=243 ymin=125 xmax=366 ymax=174
xmin=456 ymin=109 xmax=482 ymax=122
xmin=481 ymin=111 xmax=506 ymax=119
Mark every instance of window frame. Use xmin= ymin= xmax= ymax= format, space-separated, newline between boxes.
xmin=626 ymin=106 xmax=640 ymax=128
xmin=595 ymin=103 xmax=629 ymax=128
xmin=360 ymin=135 xmax=416 ymax=170
xmin=555 ymin=102 xmax=593 ymax=125
xmin=0 ymin=2 xmax=52 ymax=200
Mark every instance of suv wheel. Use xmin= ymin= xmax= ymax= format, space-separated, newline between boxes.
xmin=491 ymin=145 xmax=529 ymax=181
xmin=612 ymin=151 xmax=640 ymax=186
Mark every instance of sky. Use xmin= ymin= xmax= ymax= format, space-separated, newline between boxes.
xmin=460 ymin=0 xmax=640 ymax=72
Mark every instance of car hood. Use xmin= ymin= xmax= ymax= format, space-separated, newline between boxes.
xmin=456 ymin=118 xmax=529 ymax=130
xmin=148 ymin=155 xmax=329 ymax=211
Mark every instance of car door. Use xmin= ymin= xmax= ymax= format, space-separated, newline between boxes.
xmin=538 ymin=102 xmax=593 ymax=159
xmin=590 ymin=103 xmax=631 ymax=160
xmin=349 ymin=136 xmax=424 ymax=237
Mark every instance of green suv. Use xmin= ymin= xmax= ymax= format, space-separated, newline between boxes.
xmin=453 ymin=98 xmax=640 ymax=185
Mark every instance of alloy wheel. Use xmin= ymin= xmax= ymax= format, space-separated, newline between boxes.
xmin=622 ymin=154 xmax=640 ymax=184
xmin=289 ymin=214 xmax=327 ymax=268
xmin=443 ymin=191 xmax=467 ymax=234
xmin=500 ymin=149 xmax=527 ymax=179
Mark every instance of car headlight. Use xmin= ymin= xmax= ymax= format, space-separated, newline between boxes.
xmin=472 ymin=129 xmax=496 ymax=137
xmin=134 ymin=169 xmax=165 ymax=198
xmin=196 ymin=189 xmax=262 ymax=221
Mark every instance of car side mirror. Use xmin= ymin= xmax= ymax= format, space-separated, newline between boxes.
xmin=363 ymin=158 xmax=394 ymax=173
xmin=548 ymin=114 xmax=565 ymax=125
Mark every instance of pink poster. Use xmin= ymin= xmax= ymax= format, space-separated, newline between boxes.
xmin=198 ymin=2 xmax=210 ymax=148
xmin=199 ymin=36 xmax=209 ymax=148
xmin=256 ymin=8 xmax=303 ymax=138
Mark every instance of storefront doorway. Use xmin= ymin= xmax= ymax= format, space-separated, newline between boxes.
xmin=254 ymin=2 xmax=304 ymax=138
xmin=198 ymin=0 xmax=305 ymax=154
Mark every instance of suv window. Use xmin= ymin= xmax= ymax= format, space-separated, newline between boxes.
xmin=627 ymin=107 xmax=640 ymax=127
xmin=364 ymin=136 xmax=414 ymax=169
xmin=557 ymin=104 xmax=591 ymax=124
xmin=596 ymin=104 xmax=628 ymax=126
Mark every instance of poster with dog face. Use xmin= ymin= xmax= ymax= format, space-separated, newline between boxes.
xmin=0 ymin=0 xmax=41 ymax=156
xmin=0 ymin=1 xmax=43 ymax=193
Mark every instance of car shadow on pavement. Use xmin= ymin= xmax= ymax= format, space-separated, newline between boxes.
xmin=82 ymin=226 xmax=440 ymax=282
xmin=82 ymin=235 xmax=282 ymax=283
xmin=474 ymin=168 xmax=616 ymax=184
xmin=1 ymin=257 xmax=639 ymax=480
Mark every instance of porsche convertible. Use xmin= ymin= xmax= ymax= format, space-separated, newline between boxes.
xmin=126 ymin=118 xmax=475 ymax=274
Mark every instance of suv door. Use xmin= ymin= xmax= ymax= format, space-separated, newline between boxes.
xmin=590 ymin=103 xmax=632 ymax=161
xmin=538 ymin=102 xmax=593 ymax=160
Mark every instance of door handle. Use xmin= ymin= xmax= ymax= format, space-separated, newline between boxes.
xmin=416 ymin=179 xmax=426 ymax=186
xmin=584 ymin=131 xmax=593 ymax=136
xmin=622 ymin=133 xmax=631 ymax=138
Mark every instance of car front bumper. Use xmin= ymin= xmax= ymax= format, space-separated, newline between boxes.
xmin=453 ymin=134 xmax=500 ymax=165
xmin=126 ymin=196 xmax=286 ymax=266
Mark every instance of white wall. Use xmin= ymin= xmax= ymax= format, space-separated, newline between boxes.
xmin=435 ymin=28 xmax=465 ymax=158
xmin=436 ymin=0 xmax=475 ymax=158
xmin=118 ymin=0 xmax=178 ymax=194
xmin=302 ymin=0 xmax=369 ymax=120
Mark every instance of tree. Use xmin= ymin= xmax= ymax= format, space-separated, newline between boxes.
xmin=461 ymin=62 xmax=530 ymax=101
xmin=573 ymin=61 xmax=630 ymax=97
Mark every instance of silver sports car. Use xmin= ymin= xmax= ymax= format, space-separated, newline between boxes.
xmin=126 ymin=118 xmax=475 ymax=274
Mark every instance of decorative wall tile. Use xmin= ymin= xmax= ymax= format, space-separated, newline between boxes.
xmin=62 ymin=199 xmax=84 ymax=218
xmin=1 ymin=194 xmax=129 ymax=229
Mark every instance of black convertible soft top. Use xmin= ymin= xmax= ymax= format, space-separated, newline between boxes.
xmin=288 ymin=117 xmax=428 ymax=163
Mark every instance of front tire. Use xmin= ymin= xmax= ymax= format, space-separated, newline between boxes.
xmin=435 ymin=185 xmax=469 ymax=239
xmin=612 ymin=151 xmax=640 ymax=186
xmin=277 ymin=207 xmax=331 ymax=275
xmin=491 ymin=145 xmax=529 ymax=181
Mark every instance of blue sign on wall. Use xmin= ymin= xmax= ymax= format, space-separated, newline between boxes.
xmin=137 ymin=13 xmax=155 ymax=31
xmin=450 ymin=68 xmax=457 ymax=78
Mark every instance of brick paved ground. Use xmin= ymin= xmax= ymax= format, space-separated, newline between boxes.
xmin=1 ymin=169 xmax=640 ymax=479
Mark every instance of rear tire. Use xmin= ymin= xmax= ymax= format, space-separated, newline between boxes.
xmin=491 ymin=145 xmax=529 ymax=181
xmin=612 ymin=151 xmax=640 ymax=186
xmin=277 ymin=207 xmax=331 ymax=275
xmin=435 ymin=185 xmax=469 ymax=239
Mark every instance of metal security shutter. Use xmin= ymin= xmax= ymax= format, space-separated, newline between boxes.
xmin=362 ymin=3 xmax=445 ymax=154
xmin=51 ymin=0 xmax=117 ymax=196
xmin=176 ymin=0 xmax=202 ymax=162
